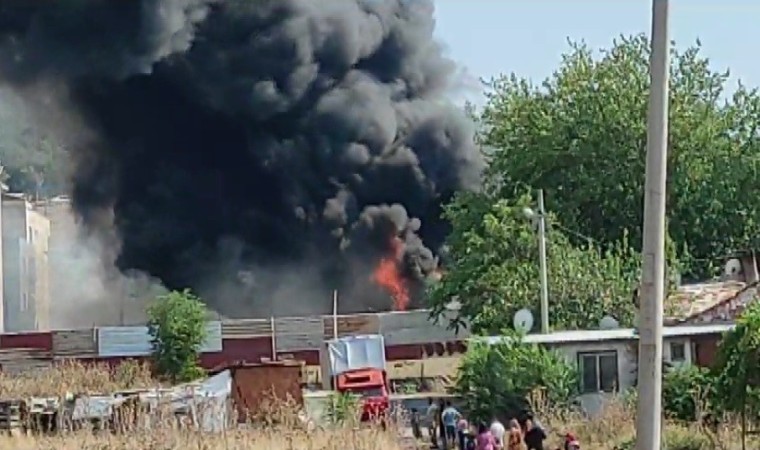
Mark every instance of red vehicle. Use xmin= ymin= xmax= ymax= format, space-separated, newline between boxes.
xmin=328 ymin=334 xmax=390 ymax=423
xmin=335 ymin=367 xmax=390 ymax=421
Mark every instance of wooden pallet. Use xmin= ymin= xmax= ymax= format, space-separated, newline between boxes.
xmin=0 ymin=400 xmax=24 ymax=433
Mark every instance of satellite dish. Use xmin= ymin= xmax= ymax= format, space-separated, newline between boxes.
xmin=513 ymin=309 xmax=534 ymax=334
xmin=599 ymin=315 xmax=620 ymax=330
xmin=724 ymin=258 xmax=743 ymax=279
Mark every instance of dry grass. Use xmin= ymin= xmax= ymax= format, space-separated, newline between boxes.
xmin=0 ymin=427 xmax=404 ymax=450
xmin=0 ymin=363 xmax=756 ymax=449
xmin=0 ymin=360 xmax=154 ymax=397
xmin=530 ymin=390 xmax=758 ymax=450
xmin=0 ymin=361 xmax=405 ymax=449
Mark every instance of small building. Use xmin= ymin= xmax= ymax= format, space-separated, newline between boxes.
xmin=481 ymin=323 xmax=733 ymax=415
xmin=1 ymin=193 xmax=50 ymax=332
xmin=209 ymin=360 xmax=305 ymax=423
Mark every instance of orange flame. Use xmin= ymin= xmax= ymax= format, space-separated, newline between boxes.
xmin=372 ymin=237 xmax=410 ymax=311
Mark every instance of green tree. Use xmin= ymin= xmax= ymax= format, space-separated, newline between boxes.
xmin=454 ymin=333 xmax=578 ymax=423
xmin=712 ymin=300 xmax=760 ymax=447
xmin=429 ymin=191 xmax=639 ymax=334
xmin=480 ymin=35 xmax=760 ymax=279
xmin=147 ymin=289 xmax=208 ymax=383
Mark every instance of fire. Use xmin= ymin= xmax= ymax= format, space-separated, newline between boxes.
xmin=372 ymin=237 xmax=410 ymax=311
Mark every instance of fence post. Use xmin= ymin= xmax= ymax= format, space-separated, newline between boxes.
xmin=270 ymin=317 xmax=276 ymax=361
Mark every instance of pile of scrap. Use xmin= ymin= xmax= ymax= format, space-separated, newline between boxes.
xmin=0 ymin=369 xmax=234 ymax=435
xmin=65 ymin=369 xmax=233 ymax=433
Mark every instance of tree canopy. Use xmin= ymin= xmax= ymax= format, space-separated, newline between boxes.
xmin=429 ymin=35 xmax=745 ymax=332
xmin=428 ymin=191 xmax=640 ymax=334
xmin=480 ymin=35 xmax=760 ymax=280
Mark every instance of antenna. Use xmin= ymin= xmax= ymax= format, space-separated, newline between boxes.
xmin=724 ymin=258 xmax=743 ymax=279
xmin=599 ymin=315 xmax=620 ymax=330
xmin=513 ymin=308 xmax=534 ymax=334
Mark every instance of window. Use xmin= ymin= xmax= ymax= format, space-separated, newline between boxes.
xmin=578 ymin=351 xmax=618 ymax=394
xmin=670 ymin=342 xmax=686 ymax=362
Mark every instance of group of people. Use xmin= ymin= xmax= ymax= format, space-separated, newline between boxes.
xmin=411 ymin=399 xmax=580 ymax=450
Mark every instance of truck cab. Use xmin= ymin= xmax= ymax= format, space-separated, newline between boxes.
xmin=327 ymin=334 xmax=389 ymax=423
xmin=335 ymin=368 xmax=389 ymax=420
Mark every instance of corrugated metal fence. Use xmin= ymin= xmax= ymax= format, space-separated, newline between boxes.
xmin=98 ymin=322 xmax=223 ymax=357
xmin=273 ymin=317 xmax=324 ymax=352
xmin=278 ymin=309 xmax=468 ymax=346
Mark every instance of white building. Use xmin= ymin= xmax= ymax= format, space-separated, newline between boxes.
xmin=1 ymin=193 xmax=50 ymax=332
xmin=481 ymin=323 xmax=732 ymax=415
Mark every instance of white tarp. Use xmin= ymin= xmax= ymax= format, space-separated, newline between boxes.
xmin=327 ymin=334 xmax=386 ymax=376
xmin=71 ymin=395 xmax=129 ymax=421
xmin=69 ymin=370 xmax=232 ymax=431
xmin=139 ymin=369 xmax=232 ymax=432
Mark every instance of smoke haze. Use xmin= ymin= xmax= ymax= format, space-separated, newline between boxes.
xmin=0 ymin=0 xmax=482 ymax=318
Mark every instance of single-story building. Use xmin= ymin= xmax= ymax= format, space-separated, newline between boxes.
xmin=480 ymin=323 xmax=734 ymax=415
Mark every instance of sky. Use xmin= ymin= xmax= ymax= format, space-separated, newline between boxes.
xmin=433 ymin=0 xmax=760 ymax=105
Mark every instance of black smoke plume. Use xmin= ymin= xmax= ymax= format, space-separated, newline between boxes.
xmin=0 ymin=0 xmax=482 ymax=317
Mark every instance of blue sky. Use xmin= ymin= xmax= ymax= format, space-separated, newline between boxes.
xmin=433 ymin=0 xmax=760 ymax=105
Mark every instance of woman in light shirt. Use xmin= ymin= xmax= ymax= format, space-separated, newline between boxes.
xmin=490 ymin=418 xmax=506 ymax=449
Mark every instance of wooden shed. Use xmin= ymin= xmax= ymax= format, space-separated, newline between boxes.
xmin=210 ymin=360 xmax=304 ymax=423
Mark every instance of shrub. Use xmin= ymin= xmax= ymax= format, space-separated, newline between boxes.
xmin=662 ymin=364 xmax=716 ymax=422
xmin=326 ymin=392 xmax=361 ymax=425
xmin=454 ymin=332 xmax=578 ymax=422
xmin=147 ymin=289 xmax=208 ymax=383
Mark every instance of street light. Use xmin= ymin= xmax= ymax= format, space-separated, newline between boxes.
xmin=523 ymin=189 xmax=550 ymax=334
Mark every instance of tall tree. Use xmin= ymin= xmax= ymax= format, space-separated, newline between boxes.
xmin=480 ymin=35 xmax=760 ymax=279
xmin=428 ymin=191 xmax=640 ymax=334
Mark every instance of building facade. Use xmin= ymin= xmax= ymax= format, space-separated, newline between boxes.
xmin=1 ymin=193 xmax=50 ymax=332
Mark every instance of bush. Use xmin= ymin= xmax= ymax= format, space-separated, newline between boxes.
xmin=454 ymin=332 xmax=578 ymax=422
xmin=147 ymin=289 xmax=209 ymax=383
xmin=327 ymin=392 xmax=361 ymax=425
xmin=662 ymin=364 xmax=716 ymax=422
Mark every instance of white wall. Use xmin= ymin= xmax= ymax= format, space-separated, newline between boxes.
xmin=548 ymin=336 xmax=698 ymax=416
xmin=1 ymin=196 xmax=50 ymax=332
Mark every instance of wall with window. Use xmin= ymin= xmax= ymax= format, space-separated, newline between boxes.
xmin=548 ymin=336 xmax=703 ymax=415
xmin=549 ymin=341 xmax=636 ymax=415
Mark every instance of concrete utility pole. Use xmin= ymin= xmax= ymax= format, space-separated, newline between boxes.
xmin=636 ymin=0 xmax=670 ymax=449
xmin=537 ymin=189 xmax=549 ymax=334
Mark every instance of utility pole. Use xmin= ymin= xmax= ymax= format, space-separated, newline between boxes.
xmin=636 ymin=0 xmax=670 ymax=449
xmin=537 ymin=189 xmax=549 ymax=334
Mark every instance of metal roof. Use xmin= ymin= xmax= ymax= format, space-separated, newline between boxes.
xmin=476 ymin=323 xmax=734 ymax=346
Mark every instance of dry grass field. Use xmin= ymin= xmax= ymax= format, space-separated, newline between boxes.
xmin=0 ymin=362 xmax=750 ymax=449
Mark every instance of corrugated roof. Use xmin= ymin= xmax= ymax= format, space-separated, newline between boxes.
xmin=665 ymin=280 xmax=746 ymax=321
xmin=476 ymin=323 xmax=734 ymax=346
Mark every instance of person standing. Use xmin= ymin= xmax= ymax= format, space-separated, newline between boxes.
xmin=475 ymin=422 xmax=496 ymax=450
xmin=441 ymin=401 xmax=462 ymax=449
xmin=523 ymin=415 xmax=547 ymax=450
xmin=426 ymin=399 xmax=441 ymax=448
xmin=457 ymin=417 xmax=470 ymax=450
xmin=506 ymin=428 xmax=528 ymax=450
xmin=490 ymin=417 xmax=506 ymax=449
